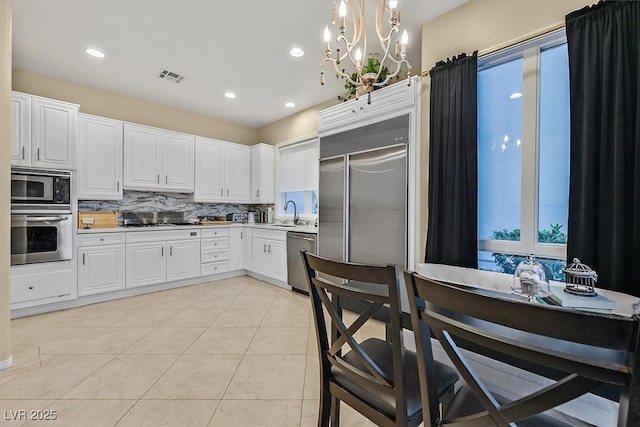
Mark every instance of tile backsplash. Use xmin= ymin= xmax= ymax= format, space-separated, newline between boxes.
xmin=78 ymin=191 xmax=271 ymax=225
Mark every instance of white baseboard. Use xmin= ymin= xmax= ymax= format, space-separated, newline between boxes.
xmin=0 ymin=354 xmax=13 ymax=371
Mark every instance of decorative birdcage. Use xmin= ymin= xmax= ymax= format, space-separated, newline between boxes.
xmin=563 ymin=258 xmax=598 ymax=296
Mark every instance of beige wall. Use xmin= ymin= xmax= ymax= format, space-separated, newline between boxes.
xmin=13 ymin=69 xmax=257 ymax=146
xmin=257 ymin=98 xmax=338 ymax=145
xmin=418 ymin=0 xmax=593 ymax=262
xmin=1 ymin=0 xmax=12 ymax=367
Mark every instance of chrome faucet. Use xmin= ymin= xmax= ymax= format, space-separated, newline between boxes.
xmin=284 ymin=200 xmax=299 ymax=225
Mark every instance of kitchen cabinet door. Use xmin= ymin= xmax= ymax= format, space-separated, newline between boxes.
xmin=32 ymin=97 xmax=78 ymax=169
xmin=224 ymin=143 xmax=250 ymax=202
xmin=229 ymin=228 xmax=244 ymax=271
xmin=191 ymin=137 xmax=225 ymax=202
xmin=250 ymin=143 xmax=275 ymax=203
xmin=268 ymin=239 xmax=287 ymax=282
xmin=164 ymin=131 xmax=195 ymax=192
xmin=123 ymin=123 xmax=164 ymax=190
xmin=167 ymin=239 xmax=201 ymax=281
xmin=252 ymin=237 xmax=270 ymax=276
xmin=126 ymin=242 xmax=166 ymax=288
xmin=78 ymin=114 xmax=123 ymax=200
xmin=11 ymin=92 xmax=31 ymax=166
xmin=78 ymin=245 xmax=126 ymax=296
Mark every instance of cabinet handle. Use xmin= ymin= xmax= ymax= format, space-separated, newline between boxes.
xmin=161 ymin=247 xmax=164 ymax=257
xmin=240 ymin=231 xmax=243 ymax=239
xmin=268 ymin=244 xmax=271 ymax=254
xmin=117 ymin=182 xmax=120 ymax=192
xmin=170 ymin=246 xmax=173 ymax=256
xmin=82 ymin=253 xmax=86 ymax=265
xmin=165 ymin=175 xmax=168 ymax=184
xmin=263 ymin=244 xmax=267 ymax=253
xmin=220 ymin=188 xmax=223 ymax=196
xmin=21 ymin=146 xmax=25 ymax=159
xmin=37 ymin=147 xmax=40 ymax=161
xmin=157 ymin=174 xmax=160 ymax=183
xmin=227 ymin=189 xmax=229 ymax=197
xmin=256 ymin=189 xmax=260 ymax=197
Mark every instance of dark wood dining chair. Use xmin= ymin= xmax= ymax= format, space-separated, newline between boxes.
xmin=301 ymin=251 xmax=459 ymax=427
xmin=404 ymin=270 xmax=640 ymax=427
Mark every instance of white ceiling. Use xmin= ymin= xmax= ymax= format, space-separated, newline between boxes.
xmin=12 ymin=0 xmax=467 ymax=129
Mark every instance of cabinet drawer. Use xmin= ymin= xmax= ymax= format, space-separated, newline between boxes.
xmin=202 ymin=237 xmax=229 ymax=251
xmin=201 ymin=249 xmax=229 ymax=264
xmin=201 ymin=228 xmax=229 ymax=238
xmin=12 ymin=268 xmax=74 ymax=304
xmin=78 ymin=232 xmax=125 ymax=246
xmin=201 ymin=261 xmax=230 ymax=276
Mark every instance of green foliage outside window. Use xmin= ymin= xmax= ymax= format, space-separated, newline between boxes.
xmin=490 ymin=224 xmax=567 ymax=281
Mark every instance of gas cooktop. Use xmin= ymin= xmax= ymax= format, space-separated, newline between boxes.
xmin=122 ymin=211 xmax=190 ymax=227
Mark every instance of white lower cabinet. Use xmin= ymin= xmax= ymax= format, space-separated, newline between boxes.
xmin=126 ymin=229 xmax=201 ymax=288
xmin=166 ymin=240 xmax=201 ymax=282
xmin=126 ymin=242 xmax=166 ymax=288
xmin=201 ymin=228 xmax=230 ymax=275
xmin=78 ymin=232 xmax=126 ymax=296
xmin=251 ymin=230 xmax=287 ymax=282
xmin=11 ymin=261 xmax=76 ymax=309
xmin=229 ymin=228 xmax=244 ymax=271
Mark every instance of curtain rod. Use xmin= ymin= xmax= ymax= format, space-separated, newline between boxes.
xmin=421 ymin=21 xmax=565 ymax=76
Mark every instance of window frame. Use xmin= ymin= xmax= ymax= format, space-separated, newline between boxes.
xmin=477 ymin=30 xmax=568 ymax=260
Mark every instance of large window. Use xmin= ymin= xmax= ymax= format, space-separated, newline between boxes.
xmin=277 ymin=139 xmax=319 ymax=219
xmin=478 ymin=31 xmax=569 ymax=279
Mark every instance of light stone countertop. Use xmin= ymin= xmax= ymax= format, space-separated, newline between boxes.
xmin=77 ymin=222 xmax=318 ymax=234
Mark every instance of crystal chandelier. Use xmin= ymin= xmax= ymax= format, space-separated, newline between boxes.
xmin=321 ymin=0 xmax=412 ymax=102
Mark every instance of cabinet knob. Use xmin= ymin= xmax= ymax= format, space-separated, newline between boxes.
xmin=28 ymin=286 xmax=34 ymax=290
xmin=100 ymin=238 xmax=104 ymax=241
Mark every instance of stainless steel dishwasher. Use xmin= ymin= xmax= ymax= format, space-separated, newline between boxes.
xmin=287 ymin=231 xmax=317 ymax=293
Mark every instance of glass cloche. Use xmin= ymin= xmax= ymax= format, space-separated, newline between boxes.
xmin=511 ymin=254 xmax=551 ymax=301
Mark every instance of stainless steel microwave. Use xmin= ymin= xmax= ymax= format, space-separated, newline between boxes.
xmin=11 ymin=167 xmax=71 ymax=211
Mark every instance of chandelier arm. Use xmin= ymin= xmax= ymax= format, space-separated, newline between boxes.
xmin=372 ymin=59 xmax=411 ymax=87
xmin=327 ymin=58 xmax=362 ymax=87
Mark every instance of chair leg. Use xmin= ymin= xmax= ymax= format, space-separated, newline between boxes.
xmin=439 ymin=384 xmax=456 ymax=420
xmin=330 ymin=396 xmax=340 ymax=426
xmin=318 ymin=389 xmax=331 ymax=427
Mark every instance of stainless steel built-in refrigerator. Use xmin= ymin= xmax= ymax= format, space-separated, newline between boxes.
xmin=318 ymin=114 xmax=409 ymax=277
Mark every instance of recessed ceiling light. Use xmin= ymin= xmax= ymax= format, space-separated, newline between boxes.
xmin=510 ymin=92 xmax=523 ymax=99
xmin=289 ymin=47 xmax=304 ymax=57
xmin=85 ymin=48 xmax=105 ymax=58
xmin=285 ymin=102 xmax=295 ymax=108
xmin=224 ymin=92 xmax=237 ymax=99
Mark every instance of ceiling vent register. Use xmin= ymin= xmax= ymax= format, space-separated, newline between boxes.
xmin=158 ymin=69 xmax=184 ymax=83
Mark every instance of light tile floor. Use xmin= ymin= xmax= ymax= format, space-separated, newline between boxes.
xmin=0 ymin=276 xmax=384 ymax=427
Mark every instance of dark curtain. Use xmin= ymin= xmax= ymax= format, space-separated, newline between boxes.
xmin=566 ymin=1 xmax=640 ymax=296
xmin=425 ymin=52 xmax=478 ymax=268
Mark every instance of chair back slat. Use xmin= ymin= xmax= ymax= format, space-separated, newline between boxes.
xmin=404 ymin=270 xmax=640 ymax=427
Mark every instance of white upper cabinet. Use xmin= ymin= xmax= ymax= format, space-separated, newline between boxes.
xmin=190 ymin=137 xmax=249 ymax=203
xmin=10 ymin=92 xmax=31 ymax=166
xmin=78 ymin=114 xmax=123 ymax=200
xmin=164 ymin=132 xmax=195 ymax=191
xmin=11 ymin=92 xmax=78 ymax=170
xmin=317 ymin=77 xmax=417 ymax=135
xmin=250 ymin=143 xmax=275 ymax=204
xmin=224 ymin=143 xmax=250 ymax=202
xmin=123 ymin=123 xmax=194 ymax=192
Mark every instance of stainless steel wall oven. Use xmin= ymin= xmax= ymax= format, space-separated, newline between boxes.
xmin=11 ymin=167 xmax=73 ymax=265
